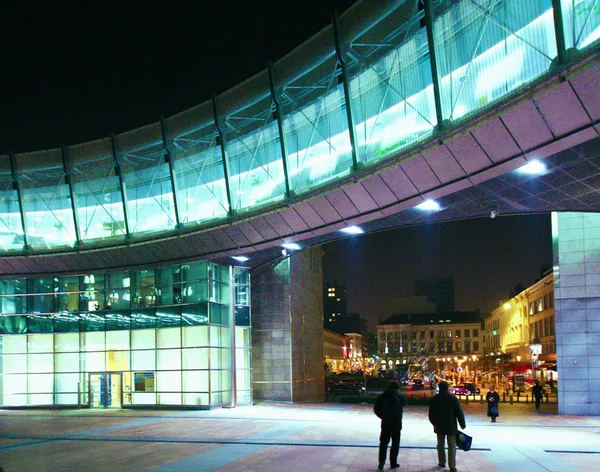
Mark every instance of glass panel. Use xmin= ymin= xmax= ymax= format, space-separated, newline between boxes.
xmin=181 ymin=281 xmax=207 ymax=303
xmin=28 ymin=333 xmax=53 ymax=353
xmin=434 ymin=0 xmax=556 ymax=121
xmin=181 ymin=303 xmax=209 ymax=326
xmin=219 ymin=71 xmax=286 ymax=212
xmin=53 ymin=312 xmax=80 ymax=333
xmin=156 ymin=371 xmax=181 ymax=392
xmin=561 ymin=0 xmax=600 ymax=50
xmin=235 ymin=306 xmax=250 ymax=326
xmin=106 ymin=311 xmax=131 ymax=331
xmin=183 ymin=392 xmax=210 ymax=406
xmin=276 ymin=26 xmax=353 ymax=195
xmin=55 ymin=333 xmax=80 ymax=352
xmin=131 ymin=329 xmax=155 ymax=350
xmin=132 ymin=350 xmax=156 ymax=370
xmin=81 ymin=331 xmax=105 ymax=351
xmin=165 ymin=102 xmax=229 ymax=227
xmin=133 ymin=269 xmax=156 ymax=308
xmin=55 ymin=373 xmax=79 ymax=393
xmin=0 ymin=315 xmax=27 ymax=334
xmin=181 ymin=261 xmax=207 ymax=281
xmin=131 ymin=308 xmax=156 ymax=330
xmin=117 ymin=123 xmax=176 ymax=235
xmin=233 ymin=267 xmax=249 ymax=286
xmin=56 ymin=276 xmax=80 ymax=312
xmin=156 ymin=266 xmax=181 ymax=305
xmin=346 ymin=2 xmax=435 ymax=166
xmin=2 ymin=354 xmax=26 ymax=373
xmin=68 ymin=138 xmax=126 ymax=242
xmin=82 ymin=351 xmax=105 ymax=371
xmin=106 ymin=330 xmax=129 ymax=350
xmin=55 ymin=353 xmax=79 ymax=372
xmin=28 ymin=354 xmax=53 ymax=373
xmin=156 ymin=306 xmax=181 ymax=328
xmin=182 ymin=347 xmax=209 ymax=369
xmin=80 ymin=312 xmax=105 ymax=332
xmin=16 ymin=148 xmax=76 ymax=249
xmin=27 ymin=314 xmax=53 ymax=333
xmin=0 ymin=279 xmax=27 ymax=314
xmin=0 ymin=155 xmax=24 ymax=250
xmin=28 ymin=374 xmax=54 ymax=393
xmin=157 ymin=327 xmax=181 ymax=348
xmin=157 ymin=349 xmax=181 ymax=370
xmin=182 ymin=370 xmax=209 ymax=390
xmin=81 ymin=274 xmax=105 ymax=311
xmin=182 ymin=325 xmax=209 ymax=347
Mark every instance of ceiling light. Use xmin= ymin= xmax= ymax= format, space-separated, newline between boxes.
xmin=282 ymin=243 xmax=301 ymax=250
xmin=415 ymin=199 xmax=441 ymax=211
xmin=340 ymin=225 xmax=364 ymax=235
xmin=232 ymin=256 xmax=249 ymax=262
xmin=517 ymin=160 xmax=546 ymax=175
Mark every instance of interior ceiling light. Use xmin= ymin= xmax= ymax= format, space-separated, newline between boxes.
xmin=231 ymin=256 xmax=249 ymax=262
xmin=517 ymin=160 xmax=546 ymax=175
xmin=281 ymin=243 xmax=301 ymax=250
xmin=415 ymin=199 xmax=441 ymax=211
xmin=340 ymin=225 xmax=364 ymax=235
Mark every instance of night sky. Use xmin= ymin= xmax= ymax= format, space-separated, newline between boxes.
xmin=322 ymin=215 xmax=553 ymax=331
xmin=1 ymin=2 xmax=554 ymax=330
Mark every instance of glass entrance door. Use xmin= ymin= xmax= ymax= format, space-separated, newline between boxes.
xmin=89 ymin=373 xmax=122 ymax=408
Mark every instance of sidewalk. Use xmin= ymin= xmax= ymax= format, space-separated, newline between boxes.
xmin=0 ymin=401 xmax=599 ymax=471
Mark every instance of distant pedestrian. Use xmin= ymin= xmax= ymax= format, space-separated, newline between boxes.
xmin=374 ymin=380 xmax=406 ymax=470
xmin=486 ymin=386 xmax=500 ymax=422
xmin=428 ymin=381 xmax=466 ymax=472
xmin=532 ymin=381 xmax=544 ymax=411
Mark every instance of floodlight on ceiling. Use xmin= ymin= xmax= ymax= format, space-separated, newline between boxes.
xmin=340 ymin=225 xmax=364 ymax=235
xmin=415 ymin=199 xmax=441 ymax=211
xmin=281 ymin=243 xmax=301 ymax=250
xmin=231 ymin=256 xmax=249 ymax=262
xmin=517 ymin=160 xmax=546 ymax=175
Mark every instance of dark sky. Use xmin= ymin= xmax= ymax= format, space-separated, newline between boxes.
xmin=322 ymin=214 xmax=553 ymax=331
xmin=1 ymin=1 xmax=357 ymax=153
xmin=1 ymin=3 xmax=554 ymax=331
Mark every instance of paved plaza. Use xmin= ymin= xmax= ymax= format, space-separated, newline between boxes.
xmin=0 ymin=400 xmax=599 ymax=472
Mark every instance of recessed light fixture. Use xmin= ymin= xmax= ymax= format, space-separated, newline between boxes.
xmin=281 ymin=243 xmax=301 ymax=250
xmin=517 ymin=160 xmax=546 ymax=175
xmin=415 ymin=199 xmax=441 ymax=211
xmin=231 ymin=256 xmax=249 ymax=262
xmin=340 ymin=225 xmax=364 ymax=235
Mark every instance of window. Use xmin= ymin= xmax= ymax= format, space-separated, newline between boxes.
xmin=412 ymin=331 xmax=417 ymax=340
xmin=429 ymin=330 xmax=435 ymax=339
xmin=464 ymin=329 xmax=470 ymax=338
xmin=446 ymin=341 xmax=453 ymax=352
xmin=438 ymin=330 xmax=445 ymax=338
xmin=473 ymin=341 xmax=479 ymax=351
xmin=543 ymin=294 xmax=549 ymax=310
xmin=394 ymin=331 xmax=400 ymax=339
xmin=549 ymin=316 xmax=555 ymax=335
xmin=419 ymin=330 xmax=425 ymax=339
xmin=447 ymin=330 xmax=452 ymax=338
xmin=529 ymin=302 xmax=535 ymax=315
xmin=455 ymin=329 xmax=461 ymax=338
xmin=429 ymin=343 xmax=435 ymax=353
xmin=438 ymin=342 xmax=445 ymax=353
xmin=473 ymin=329 xmax=479 ymax=337
xmin=387 ymin=332 xmax=394 ymax=340
xmin=537 ymin=298 xmax=543 ymax=312
xmin=455 ymin=342 xmax=462 ymax=351
xmin=464 ymin=341 xmax=471 ymax=353
xmin=402 ymin=331 xmax=408 ymax=340
xmin=549 ymin=292 xmax=554 ymax=308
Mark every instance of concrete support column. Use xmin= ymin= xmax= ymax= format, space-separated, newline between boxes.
xmin=251 ymin=247 xmax=324 ymax=402
xmin=552 ymin=212 xmax=600 ymax=416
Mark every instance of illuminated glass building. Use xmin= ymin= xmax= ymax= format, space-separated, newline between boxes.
xmin=0 ymin=1 xmax=599 ymax=413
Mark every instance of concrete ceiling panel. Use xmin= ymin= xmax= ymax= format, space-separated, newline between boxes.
xmin=569 ymin=61 xmax=600 ymax=121
xmin=534 ymin=81 xmax=591 ymax=137
xmin=400 ymin=154 xmax=441 ymax=192
xmin=470 ymin=117 xmax=521 ymax=163
xmin=445 ymin=132 xmax=491 ymax=174
xmin=360 ymin=174 xmax=399 ymax=208
xmin=342 ymin=182 xmax=379 ymax=213
xmin=422 ymin=145 xmax=466 ymax=182
xmin=308 ymin=196 xmax=342 ymax=224
xmin=324 ymin=189 xmax=360 ymax=219
xmin=378 ymin=165 xmax=418 ymax=200
xmin=500 ymin=100 xmax=554 ymax=151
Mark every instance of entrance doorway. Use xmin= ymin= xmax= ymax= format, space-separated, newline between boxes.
xmin=89 ymin=373 xmax=122 ymax=408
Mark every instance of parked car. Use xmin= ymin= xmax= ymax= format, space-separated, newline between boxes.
xmin=411 ymin=379 xmax=425 ymax=390
xmin=328 ymin=382 xmax=366 ymax=395
xmin=453 ymin=383 xmax=480 ymax=395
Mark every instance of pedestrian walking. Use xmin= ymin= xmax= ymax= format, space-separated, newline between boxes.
xmin=486 ymin=386 xmax=500 ymax=422
xmin=374 ymin=380 xmax=406 ymax=470
xmin=428 ymin=381 xmax=466 ymax=472
xmin=532 ymin=381 xmax=543 ymax=411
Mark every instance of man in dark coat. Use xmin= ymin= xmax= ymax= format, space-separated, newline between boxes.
xmin=374 ymin=380 xmax=406 ymax=470
xmin=428 ymin=381 xmax=466 ymax=472
xmin=532 ymin=381 xmax=544 ymax=410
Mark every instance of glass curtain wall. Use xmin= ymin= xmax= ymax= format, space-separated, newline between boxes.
xmin=0 ymin=261 xmax=251 ymax=408
xmin=0 ymin=1 xmax=593 ymax=254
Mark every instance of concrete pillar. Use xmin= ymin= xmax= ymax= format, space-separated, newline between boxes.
xmin=552 ymin=212 xmax=600 ymax=416
xmin=251 ymin=247 xmax=324 ymax=402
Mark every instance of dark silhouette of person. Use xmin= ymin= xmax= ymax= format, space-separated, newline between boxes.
xmin=429 ymin=381 xmax=466 ymax=472
xmin=374 ymin=380 xmax=406 ymax=470
xmin=532 ymin=381 xmax=544 ymax=410
xmin=486 ymin=386 xmax=500 ymax=422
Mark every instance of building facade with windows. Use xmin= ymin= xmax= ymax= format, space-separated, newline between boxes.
xmin=0 ymin=261 xmax=252 ymax=408
xmin=486 ymin=271 xmax=556 ymax=381
xmin=377 ymin=312 xmax=484 ymax=375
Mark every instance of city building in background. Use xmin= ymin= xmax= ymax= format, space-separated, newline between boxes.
xmin=377 ymin=311 xmax=484 ymax=382
xmin=485 ymin=270 xmax=556 ymax=390
xmin=323 ymin=329 xmax=348 ymax=374
xmin=323 ymin=282 xmax=348 ymax=333
xmin=414 ymin=276 xmax=456 ymax=313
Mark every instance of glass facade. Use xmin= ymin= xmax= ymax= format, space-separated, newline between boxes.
xmin=0 ymin=261 xmax=252 ymax=408
xmin=0 ymin=1 xmax=596 ymax=254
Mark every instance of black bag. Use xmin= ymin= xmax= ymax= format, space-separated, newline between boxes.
xmin=456 ymin=431 xmax=472 ymax=452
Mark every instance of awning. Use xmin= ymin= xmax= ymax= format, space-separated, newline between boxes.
xmin=537 ymin=362 xmax=557 ymax=370
xmin=505 ymin=363 xmax=531 ymax=373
